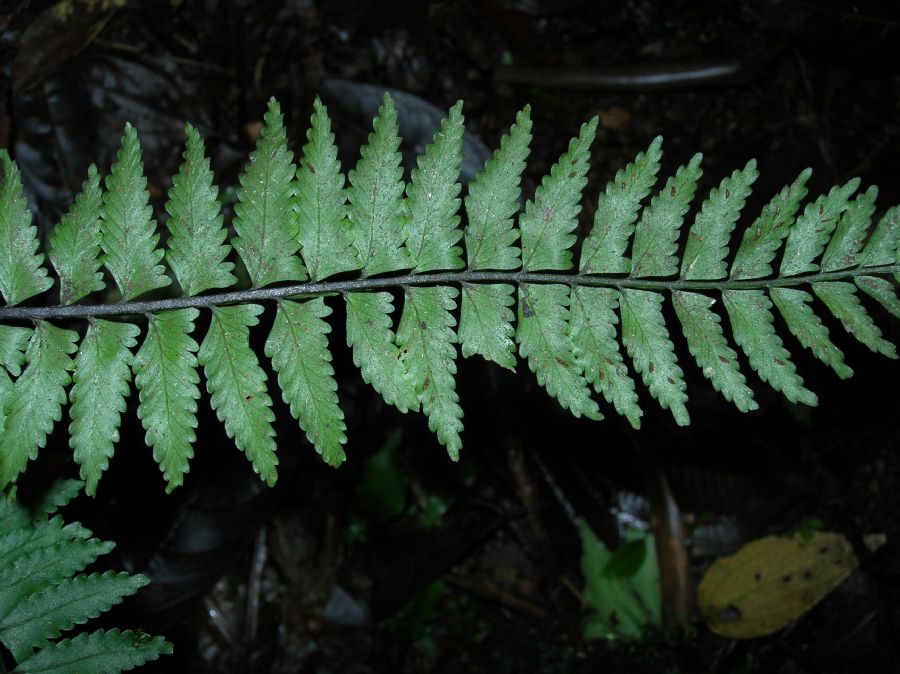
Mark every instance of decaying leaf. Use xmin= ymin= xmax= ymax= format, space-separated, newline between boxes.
xmin=698 ymin=531 xmax=858 ymax=638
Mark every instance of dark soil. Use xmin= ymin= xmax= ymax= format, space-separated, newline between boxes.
xmin=1 ymin=0 xmax=899 ymax=672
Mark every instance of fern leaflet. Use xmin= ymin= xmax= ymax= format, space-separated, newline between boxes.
xmin=0 ymin=151 xmax=53 ymax=307
xmin=232 ymin=98 xmax=306 ymax=288
xmin=99 ymin=124 xmax=170 ymax=301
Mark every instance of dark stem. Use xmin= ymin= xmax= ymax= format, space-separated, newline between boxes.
xmin=1 ymin=264 xmax=897 ymax=321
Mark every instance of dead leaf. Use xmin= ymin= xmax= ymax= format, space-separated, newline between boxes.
xmin=698 ymin=531 xmax=858 ymax=639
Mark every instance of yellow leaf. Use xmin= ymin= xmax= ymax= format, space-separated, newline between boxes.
xmin=698 ymin=531 xmax=858 ymax=638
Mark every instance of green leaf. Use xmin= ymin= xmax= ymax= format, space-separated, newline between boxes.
xmin=0 ymin=325 xmax=31 ymax=377
xmin=345 ymin=291 xmax=418 ymax=413
xmin=405 ymin=101 xmax=466 ymax=273
xmin=520 ymin=117 xmax=597 ymax=271
xmin=0 ymin=322 xmax=78 ymax=486
xmin=517 ymin=284 xmax=601 ymax=420
xmin=296 ymin=97 xmax=359 ymax=282
xmin=821 ymin=186 xmax=877 ymax=272
xmin=813 ymin=282 xmax=897 ymax=358
xmin=69 ymin=320 xmax=139 ymax=496
xmin=731 ymin=168 xmax=812 ymax=280
xmin=723 ymin=290 xmax=817 ymax=405
xmin=464 ymin=106 xmax=532 ymax=271
xmin=0 ymin=538 xmax=113 ymax=622
xmin=580 ymin=136 xmax=662 ymax=274
xmin=265 ymin=298 xmax=347 ymax=466
xmin=133 ymin=309 xmax=200 ymax=492
xmin=48 ymin=165 xmax=104 ymax=305
xmin=458 ymin=282 xmax=516 ymax=371
xmin=0 ymin=572 xmax=148 ymax=662
xmin=578 ymin=519 xmax=661 ymax=640
xmin=856 ymin=275 xmax=900 ymax=319
xmin=631 ymin=153 xmax=703 ymax=278
xmin=396 ymin=286 xmax=464 ymax=459
xmin=99 ymin=124 xmax=171 ymax=301
xmin=199 ymin=304 xmax=278 ymax=485
xmin=673 ymin=291 xmax=757 ymax=412
xmin=859 ymin=205 xmax=899 ymax=267
xmin=165 ymin=123 xmax=236 ymax=296
xmin=0 ymin=488 xmax=170 ymax=672
xmin=0 ymin=150 xmax=53 ymax=306
xmin=32 ymin=480 xmax=84 ymax=517
xmin=619 ymin=289 xmax=689 ymax=425
xmin=569 ymin=287 xmax=642 ymax=429
xmin=0 ymin=518 xmax=90 ymax=571
xmin=12 ymin=629 xmax=172 ymax=674
xmin=780 ymin=178 xmax=859 ymax=276
xmin=681 ymin=159 xmax=757 ymax=280
xmin=347 ymin=93 xmax=412 ymax=277
xmin=770 ymin=287 xmax=852 ymax=379
xmin=232 ymin=98 xmax=306 ymax=288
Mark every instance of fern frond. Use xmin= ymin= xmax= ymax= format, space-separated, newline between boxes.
xmin=0 ymin=325 xmax=31 ymax=434
xmin=856 ymin=275 xmax=900 ymax=319
xmin=724 ymin=290 xmax=817 ymax=405
xmin=0 ymin=519 xmax=90 ymax=571
xmin=0 ymin=325 xmax=30 ymax=379
xmin=48 ymin=165 xmax=105 ymax=305
xmin=813 ymin=281 xmax=897 ymax=357
xmin=780 ymin=178 xmax=859 ymax=276
xmin=69 ymin=320 xmax=139 ymax=496
xmin=681 ymin=159 xmax=757 ymax=280
xmin=517 ymin=284 xmax=601 ymax=420
xmin=858 ymin=204 xmax=899 ymax=276
xmin=0 ymin=323 xmax=78 ymax=485
xmin=13 ymin=628 xmax=170 ymax=674
xmin=100 ymin=124 xmax=170 ymax=301
xmin=0 ymin=490 xmax=171 ymax=670
xmin=770 ymin=288 xmax=852 ymax=378
xmin=348 ymin=93 xmax=411 ymax=277
xmin=673 ymin=291 xmax=756 ymax=412
xmin=580 ymin=136 xmax=662 ymax=274
xmin=397 ymin=286 xmax=464 ymax=458
xmin=1 ymin=571 xmax=148 ymax=661
xmin=133 ymin=309 xmax=200 ymax=492
xmin=631 ymin=153 xmax=703 ymax=278
xmin=346 ymin=291 xmax=418 ymax=412
xmin=569 ymin=287 xmax=642 ymax=428
xmin=296 ymin=98 xmax=359 ymax=282
xmin=266 ymin=298 xmax=347 ymax=466
xmin=405 ymin=101 xmax=466 ymax=273
xmin=464 ymin=105 xmax=532 ymax=271
xmin=232 ymin=98 xmax=306 ymax=288
xmin=0 ymin=151 xmax=53 ymax=307
xmin=32 ymin=479 xmax=83 ymax=516
xmin=822 ymin=185 xmax=878 ymax=271
xmin=199 ymin=304 xmax=277 ymax=485
xmin=0 ymin=98 xmax=897 ymax=494
xmin=620 ymin=289 xmax=689 ymax=426
xmin=165 ymin=124 xmax=237 ymax=296
xmin=520 ymin=117 xmax=596 ymax=272
xmin=0 ymin=538 xmax=113 ymax=620
xmin=458 ymin=282 xmax=517 ymax=370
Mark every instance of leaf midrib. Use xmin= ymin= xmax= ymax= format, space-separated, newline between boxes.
xmin=2 ymin=264 xmax=897 ymax=321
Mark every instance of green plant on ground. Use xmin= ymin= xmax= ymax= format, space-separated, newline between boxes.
xmin=578 ymin=520 xmax=661 ymax=640
xmin=0 ymin=480 xmax=171 ymax=672
xmin=0 ymin=93 xmax=896 ymax=498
